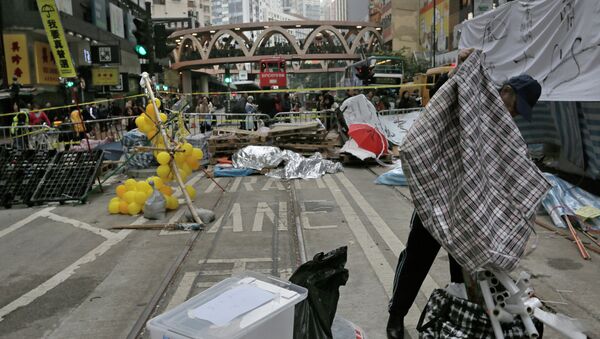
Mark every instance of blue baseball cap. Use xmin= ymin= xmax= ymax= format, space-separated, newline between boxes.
xmin=506 ymin=74 xmax=541 ymax=121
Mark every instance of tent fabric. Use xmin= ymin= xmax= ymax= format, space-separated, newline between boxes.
xmin=400 ymin=51 xmax=551 ymax=272
xmin=458 ymin=0 xmax=600 ymax=102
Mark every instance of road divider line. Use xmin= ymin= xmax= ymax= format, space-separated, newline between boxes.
xmin=44 ymin=211 xmax=120 ymax=241
xmin=165 ymin=272 xmax=198 ymax=311
xmin=0 ymin=207 xmax=55 ymax=240
xmin=323 ymin=175 xmax=423 ymax=328
xmin=335 ymin=173 xmax=440 ymax=297
xmin=0 ymin=229 xmax=131 ymax=322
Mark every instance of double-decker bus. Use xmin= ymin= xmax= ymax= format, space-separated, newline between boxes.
xmin=259 ymin=57 xmax=287 ymax=89
xmin=341 ymin=56 xmax=404 ymax=87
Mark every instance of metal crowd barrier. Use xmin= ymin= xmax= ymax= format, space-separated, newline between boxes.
xmin=0 ymin=125 xmax=55 ymax=150
xmin=49 ymin=116 xmax=135 ymax=150
xmin=273 ymin=110 xmax=336 ymax=125
xmin=378 ymin=108 xmax=423 ymax=116
xmin=184 ymin=113 xmax=271 ymax=134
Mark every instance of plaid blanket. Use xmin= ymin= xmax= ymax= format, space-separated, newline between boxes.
xmin=418 ymin=289 xmax=539 ymax=338
xmin=400 ymin=51 xmax=551 ymax=272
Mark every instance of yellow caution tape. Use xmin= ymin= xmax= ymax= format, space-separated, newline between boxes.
xmin=158 ymin=83 xmax=434 ymax=96
xmin=0 ymin=93 xmax=147 ymax=117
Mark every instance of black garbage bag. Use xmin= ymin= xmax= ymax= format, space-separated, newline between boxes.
xmin=289 ymin=246 xmax=349 ymax=339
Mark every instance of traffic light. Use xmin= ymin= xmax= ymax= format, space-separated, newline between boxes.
xmin=65 ymin=80 xmax=75 ymax=88
xmin=133 ymin=17 xmax=151 ymax=57
xmin=224 ymin=66 xmax=232 ymax=84
xmin=154 ymin=24 xmax=177 ymax=59
xmin=356 ymin=64 xmax=374 ymax=85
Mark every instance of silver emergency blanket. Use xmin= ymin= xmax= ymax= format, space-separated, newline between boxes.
xmin=267 ymin=151 xmax=343 ymax=180
xmin=542 ymin=173 xmax=600 ymax=230
xmin=232 ymin=146 xmax=284 ymax=170
xmin=232 ymin=146 xmax=343 ymax=179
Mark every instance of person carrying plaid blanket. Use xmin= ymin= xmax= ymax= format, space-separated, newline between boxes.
xmin=386 ymin=49 xmax=549 ymax=339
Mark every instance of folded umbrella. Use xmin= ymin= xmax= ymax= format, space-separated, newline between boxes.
xmin=348 ymin=123 xmax=388 ymax=156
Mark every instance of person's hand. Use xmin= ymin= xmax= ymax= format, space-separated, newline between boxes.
xmin=457 ymin=48 xmax=475 ymax=64
xmin=449 ymin=48 xmax=477 ymax=77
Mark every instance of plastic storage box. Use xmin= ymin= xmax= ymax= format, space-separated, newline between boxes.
xmin=147 ymin=271 xmax=308 ymax=339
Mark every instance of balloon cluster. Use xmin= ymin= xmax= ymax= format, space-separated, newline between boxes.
xmin=108 ymin=99 xmax=202 ymax=216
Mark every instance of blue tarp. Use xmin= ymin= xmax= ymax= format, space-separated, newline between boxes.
xmin=374 ymin=165 xmax=407 ymax=186
xmin=542 ymin=173 xmax=600 ymax=230
xmin=214 ymin=165 xmax=255 ymax=177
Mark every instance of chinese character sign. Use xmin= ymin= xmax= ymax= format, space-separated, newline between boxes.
xmin=37 ymin=0 xmax=77 ymax=78
xmin=34 ymin=41 xmax=59 ymax=84
xmin=2 ymin=34 xmax=32 ymax=85
xmin=92 ymin=67 xmax=119 ymax=86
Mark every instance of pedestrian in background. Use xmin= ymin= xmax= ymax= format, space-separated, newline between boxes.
xmin=29 ymin=103 xmax=51 ymax=126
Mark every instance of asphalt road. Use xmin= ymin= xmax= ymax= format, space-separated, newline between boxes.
xmin=0 ymin=167 xmax=598 ymax=339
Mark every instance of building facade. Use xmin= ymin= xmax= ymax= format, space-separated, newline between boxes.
xmin=367 ymin=0 xmax=509 ymax=63
xmin=151 ymin=0 xmax=211 ymax=29
xmin=1 ymin=0 xmax=146 ymax=101
xmin=323 ymin=0 xmax=368 ymax=21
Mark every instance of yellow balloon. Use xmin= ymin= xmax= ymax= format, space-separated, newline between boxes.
xmin=124 ymin=179 xmax=137 ymax=191
xmin=181 ymin=163 xmax=192 ymax=175
xmin=128 ymin=202 xmax=142 ymax=215
xmin=108 ymin=201 xmax=120 ymax=214
xmin=190 ymin=161 xmax=200 ymax=171
xmin=110 ymin=197 xmax=121 ymax=204
xmin=159 ymin=113 xmax=168 ymax=123
xmin=192 ymin=148 xmax=203 ymax=160
xmin=182 ymin=143 xmax=193 ymax=156
xmin=185 ymin=185 xmax=197 ymax=200
xmin=166 ymin=196 xmax=179 ymax=210
xmin=136 ymin=181 xmax=151 ymax=192
xmin=146 ymin=176 xmax=164 ymax=188
xmin=119 ymin=201 xmax=129 ymax=214
xmin=135 ymin=115 xmax=146 ymax=129
xmin=133 ymin=191 xmax=146 ymax=205
xmin=159 ymin=185 xmax=173 ymax=196
xmin=123 ymin=190 xmax=136 ymax=203
xmin=157 ymin=152 xmax=171 ymax=165
xmin=157 ymin=164 xmax=171 ymax=178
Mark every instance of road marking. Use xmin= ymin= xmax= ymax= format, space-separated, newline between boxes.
xmin=0 ymin=207 xmax=55 ymax=240
xmin=229 ymin=177 xmax=242 ymax=192
xmin=195 ymin=258 xmax=290 ymax=281
xmin=165 ymin=271 xmax=198 ymax=311
xmin=301 ymin=201 xmax=337 ymax=230
xmin=323 ymin=175 xmax=424 ymax=327
xmin=251 ymin=202 xmax=288 ymax=232
xmin=205 ymin=178 xmax=222 ymax=193
xmin=252 ymin=202 xmax=275 ymax=232
xmin=0 ymin=229 xmax=131 ymax=322
xmin=336 ymin=173 xmax=440 ymax=297
xmin=207 ymin=203 xmax=242 ymax=233
xmin=44 ymin=212 xmax=120 ymax=241
xmin=261 ymin=178 xmax=285 ymax=191
xmin=243 ymin=177 xmax=257 ymax=191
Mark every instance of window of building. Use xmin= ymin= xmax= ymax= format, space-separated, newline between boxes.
xmin=153 ymin=0 xmax=166 ymax=4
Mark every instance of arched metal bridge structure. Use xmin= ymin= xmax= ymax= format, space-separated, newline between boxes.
xmin=168 ymin=21 xmax=383 ymax=75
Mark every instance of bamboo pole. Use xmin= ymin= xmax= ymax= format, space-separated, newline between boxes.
xmin=141 ymin=73 xmax=203 ymax=226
